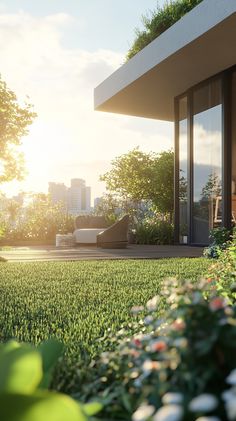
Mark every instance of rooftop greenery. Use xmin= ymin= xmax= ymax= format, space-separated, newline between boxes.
xmin=126 ymin=0 xmax=204 ymax=60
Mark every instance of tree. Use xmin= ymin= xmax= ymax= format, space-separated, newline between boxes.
xmin=93 ymin=194 xmax=120 ymax=223
xmin=126 ymin=0 xmax=203 ymax=60
xmin=201 ymin=173 xmax=221 ymax=199
xmin=3 ymin=193 xmax=74 ymax=242
xmin=0 ymin=77 xmax=36 ymax=183
xmin=100 ymin=148 xmax=174 ymax=220
xmin=6 ymin=199 xmax=21 ymax=227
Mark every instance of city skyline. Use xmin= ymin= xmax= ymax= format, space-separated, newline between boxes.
xmin=49 ymin=178 xmax=91 ymax=214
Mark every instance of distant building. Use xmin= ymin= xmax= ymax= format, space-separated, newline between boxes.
xmin=48 ymin=182 xmax=67 ymax=208
xmin=48 ymin=179 xmax=91 ymax=215
xmin=67 ymin=179 xmax=91 ymax=215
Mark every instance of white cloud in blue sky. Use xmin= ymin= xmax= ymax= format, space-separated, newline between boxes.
xmin=0 ymin=0 xmax=172 ymax=199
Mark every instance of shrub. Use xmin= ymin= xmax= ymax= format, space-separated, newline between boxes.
xmin=135 ymin=219 xmax=174 ymax=245
xmin=76 ymin=278 xmax=236 ymax=421
xmin=207 ymin=230 xmax=236 ymax=304
xmin=203 ymin=227 xmax=231 ymax=259
xmin=126 ymin=0 xmax=203 ymax=60
xmin=3 ymin=197 xmax=74 ymax=242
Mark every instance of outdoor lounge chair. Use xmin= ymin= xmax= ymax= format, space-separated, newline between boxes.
xmin=73 ymin=216 xmax=109 ymax=245
xmin=96 ymin=215 xmax=129 ymax=249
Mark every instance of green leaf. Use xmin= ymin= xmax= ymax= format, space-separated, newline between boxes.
xmin=38 ymin=339 xmax=63 ymax=388
xmin=0 ymin=340 xmax=20 ymax=355
xmin=83 ymin=402 xmax=103 ymax=416
xmin=121 ymin=393 xmax=132 ymax=412
xmin=0 ymin=345 xmax=42 ymax=394
xmin=0 ymin=391 xmax=87 ymax=421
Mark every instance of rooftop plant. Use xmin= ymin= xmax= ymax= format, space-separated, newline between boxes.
xmin=126 ymin=0 xmax=204 ymax=60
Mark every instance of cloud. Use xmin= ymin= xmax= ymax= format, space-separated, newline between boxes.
xmin=0 ymin=10 xmax=173 ymax=198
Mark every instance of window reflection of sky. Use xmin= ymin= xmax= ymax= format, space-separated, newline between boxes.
xmin=193 ymin=105 xmax=222 ymax=201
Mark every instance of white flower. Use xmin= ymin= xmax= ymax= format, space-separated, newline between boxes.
xmin=195 ymin=417 xmax=221 ymax=421
xmin=189 ymin=394 xmax=218 ymax=413
xmin=226 ymin=369 xmax=236 ymax=385
xmin=132 ymin=405 xmax=155 ymax=421
xmin=131 ymin=306 xmax=144 ymax=315
xmin=142 ymin=360 xmax=160 ymax=372
xmin=222 ymin=388 xmax=236 ymax=402
xmin=192 ymin=291 xmax=203 ymax=304
xmin=144 ymin=315 xmax=154 ymax=325
xmin=153 ymin=405 xmax=183 ymax=421
xmin=162 ymin=393 xmax=183 ymax=405
xmin=225 ymin=399 xmax=236 ymax=420
xmin=146 ymin=296 xmax=160 ymax=312
xmin=172 ymin=338 xmax=188 ymax=348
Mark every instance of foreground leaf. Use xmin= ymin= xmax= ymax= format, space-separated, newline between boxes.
xmin=0 ymin=391 xmax=87 ymax=421
xmin=0 ymin=345 xmax=42 ymax=394
xmin=38 ymin=339 xmax=63 ymax=388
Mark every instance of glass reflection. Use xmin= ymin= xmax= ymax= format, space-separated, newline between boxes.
xmin=193 ymin=79 xmax=222 ymax=244
xmin=179 ymin=97 xmax=188 ymax=244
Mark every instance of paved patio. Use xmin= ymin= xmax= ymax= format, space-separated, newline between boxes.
xmin=0 ymin=245 xmax=204 ymax=262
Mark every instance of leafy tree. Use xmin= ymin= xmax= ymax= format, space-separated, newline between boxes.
xmin=0 ymin=77 xmax=36 ymax=183
xmin=126 ymin=0 xmax=203 ymax=60
xmin=6 ymin=199 xmax=21 ymax=227
xmin=93 ymin=194 xmax=120 ymax=224
xmin=3 ymin=194 xmax=74 ymax=242
xmin=100 ymin=148 xmax=174 ymax=220
xmin=201 ymin=173 xmax=221 ymax=199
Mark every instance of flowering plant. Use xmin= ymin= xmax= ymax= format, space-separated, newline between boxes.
xmin=203 ymin=227 xmax=232 ymax=259
xmin=77 ymin=279 xmax=236 ymax=421
xmin=206 ymin=233 xmax=236 ymax=304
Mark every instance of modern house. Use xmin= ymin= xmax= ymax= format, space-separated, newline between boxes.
xmin=94 ymin=0 xmax=236 ymax=246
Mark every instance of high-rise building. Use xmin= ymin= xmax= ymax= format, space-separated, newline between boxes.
xmin=48 ymin=182 xmax=67 ymax=208
xmin=67 ymin=179 xmax=91 ymax=215
xmin=48 ymin=179 xmax=91 ymax=215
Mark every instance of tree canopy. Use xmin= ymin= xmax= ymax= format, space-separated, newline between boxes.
xmin=0 ymin=77 xmax=36 ymax=183
xmin=126 ymin=0 xmax=203 ymax=60
xmin=1 ymin=193 xmax=74 ymax=242
xmin=100 ymin=148 xmax=174 ymax=218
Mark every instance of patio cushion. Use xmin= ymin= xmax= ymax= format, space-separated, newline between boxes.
xmin=74 ymin=216 xmax=109 ymax=229
xmin=74 ymin=228 xmax=105 ymax=244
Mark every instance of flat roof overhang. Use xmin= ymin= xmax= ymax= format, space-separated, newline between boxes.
xmin=94 ymin=0 xmax=236 ymax=122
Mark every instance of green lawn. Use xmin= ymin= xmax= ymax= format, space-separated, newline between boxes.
xmin=0 ymin=258 xmax=210 ymax=391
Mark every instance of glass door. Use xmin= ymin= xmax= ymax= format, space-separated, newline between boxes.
xmin=192 ymin=79 xmax=222 ymax=244
xmin=178 ymin=97 xmax=188 ymax=244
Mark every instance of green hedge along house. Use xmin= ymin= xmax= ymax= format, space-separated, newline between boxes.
xmin=94 ymin=0 xmax=236 ymax=246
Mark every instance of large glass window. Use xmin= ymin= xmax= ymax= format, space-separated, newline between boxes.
xmin=178 ymin=97 xmax=188 ymax=244
xmin=232 ymin=72 xmax=236 ymax=226
xmin=192 ymin=79 xmax=222 ymax=244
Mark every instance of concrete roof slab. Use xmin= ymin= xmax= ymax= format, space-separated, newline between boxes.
xmin=94 ymin=0 xmax=236 ymax=121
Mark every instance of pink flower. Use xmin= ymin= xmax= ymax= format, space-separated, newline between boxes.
xmin=172 ymin=319 xmax=186 ymax=331
xmin=151 ymin=340 xmax=167 ymax=352
xmin=209 ymin=297 xmax=225 ymax=311
xmin=133 ymin=339 xmax=142 ymax=348
xmin=130 ymin=349 xmax=141 ymax=358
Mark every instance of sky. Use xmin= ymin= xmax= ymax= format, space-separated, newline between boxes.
xmin=0 ymin=0 xmax=173 ymax=201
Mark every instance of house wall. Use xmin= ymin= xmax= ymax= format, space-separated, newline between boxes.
xmin=232 ymin=72 xmax=236 ymax=224
xmin=232 ymin=73 xmax=236 ymax=185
